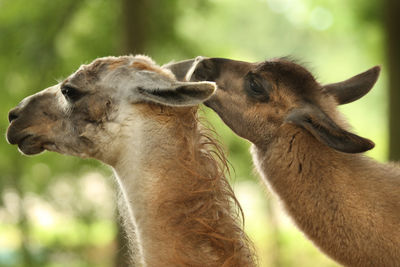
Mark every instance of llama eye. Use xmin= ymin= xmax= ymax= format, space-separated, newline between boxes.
xmin=249 ymin=78 xmax=264 ymax=94
xmin=61 ymin=85 xmax=84 ymax=102
xmin=245 ymin=73 xmax=270 ymax=102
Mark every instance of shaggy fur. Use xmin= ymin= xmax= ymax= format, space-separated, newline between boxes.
xmin=121 ymin=104 xmax=256 ymax=266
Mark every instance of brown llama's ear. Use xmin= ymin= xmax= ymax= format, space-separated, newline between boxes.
xmin=285 ymin=105 xmax=375 ymax=153
xmin=323 ymin=66 xmax=381 ymax=105
xmin=162 ymin=59 xmax=195 ymax=81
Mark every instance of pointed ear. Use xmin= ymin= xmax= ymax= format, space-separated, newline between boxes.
xmin=138 ymin=81 xmax=216 ymax=107
xmin=162 ymin=59 xmax=195 ymax=81
xmin=132 ymin=70 xmax=216 ymax=107
xmin=285 ymin=105 xmax=374 ymax=153
xmin=323 ymin=66 xmax=381 ymax=105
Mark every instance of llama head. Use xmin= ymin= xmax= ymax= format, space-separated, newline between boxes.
xmin=187 ymin=57 xmax=379 ymax=153
xmin=7 ymin=55 xmax=216 ymax=165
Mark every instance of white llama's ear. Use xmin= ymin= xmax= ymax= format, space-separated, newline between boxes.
xmin=130 ymin=70 xmax=216 ymax=107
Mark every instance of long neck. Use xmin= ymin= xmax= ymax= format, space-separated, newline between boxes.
xmin=253 ymin=125 xmax=400 ymax=267
xmin=114 ymin=112 xmax=255 ymax=267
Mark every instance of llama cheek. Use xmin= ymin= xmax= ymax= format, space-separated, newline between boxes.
xmin=84 ymin=97 xmax=108 ymax=122
xmin=88 ymin=107 xmax=106 ymax=122
xmin=78 ymin=126 xmax=119 ymax=162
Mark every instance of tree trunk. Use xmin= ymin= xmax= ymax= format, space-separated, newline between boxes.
xmin=117 ymin=1 xmax=178 ymax=265
xmin=121 ymin=0 xmax=149 ymax=55
xmin=117 ymin=1 xmax=150 ymax=265
xmin=386 ymin=0 xmax=400 ymax=160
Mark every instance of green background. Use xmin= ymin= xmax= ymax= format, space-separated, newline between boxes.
xmin=0 ymin=0 xmax=390 ymax=266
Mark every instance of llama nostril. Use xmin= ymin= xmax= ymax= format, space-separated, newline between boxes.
xmin=8 ymin=109 xmax=19 ymax=123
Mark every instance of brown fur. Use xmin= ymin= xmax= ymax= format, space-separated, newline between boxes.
xmin=189 ymin=57 xmax=400 ymax=267
xmin=130 ymin=61 xmax=173 ymax=79
xmin=136 ymin=104 xmax=255 ymax=266
xmin=108 ymin=58 xmax=129 ymax=70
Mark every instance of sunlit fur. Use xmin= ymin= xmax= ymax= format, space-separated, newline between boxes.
xmin=7 ymin=55 xmax=255 ymax=266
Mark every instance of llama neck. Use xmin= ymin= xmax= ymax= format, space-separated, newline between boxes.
xmin=253 ymin=126 xmax=400 ymax=267
xmin=113 ymin=115 xmax=254 ymax=266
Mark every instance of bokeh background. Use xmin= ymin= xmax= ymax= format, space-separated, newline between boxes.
xmin=0 ymin=0 xmax=398 ymax=266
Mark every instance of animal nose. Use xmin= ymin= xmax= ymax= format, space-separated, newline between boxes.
xmin=8 ymin=108 xmax=20 ymax=123
xmin=194 ymin=56 xmax=205 ymax=63
xmin=190 ymin=58 xmax=215 ymax=82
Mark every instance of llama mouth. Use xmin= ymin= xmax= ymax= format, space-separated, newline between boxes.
xmin=7 ymin=124 xmax=55 ymax=155
xmin=16 ymin=134 xmax=46 ymax=155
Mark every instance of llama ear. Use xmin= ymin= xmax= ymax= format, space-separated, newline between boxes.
xmin=162 ymin=59 xmax=195 ymax=81
xmin=323 ymin=66 xmax=380 ymax=105
xmin=132 ymin=70 xmax=216 ymax=107
xmin=285 ymin=105 xmax=375 ymax=153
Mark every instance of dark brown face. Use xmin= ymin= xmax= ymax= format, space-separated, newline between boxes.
xmin=189 ymin=57 xmax=314 ymax=145
xmin=188 ymin=57 xmax=377 ymax=153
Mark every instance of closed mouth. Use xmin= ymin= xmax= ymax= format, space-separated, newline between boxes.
xmin=16 ymin=134 xmax=46 ymax=155
xmin=18 ymin=134 xmax=32 ymax=145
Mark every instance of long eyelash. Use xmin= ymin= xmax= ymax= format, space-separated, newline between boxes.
xmin=60 ymin=85 xmax=85 ymax=102
xmin=55 ymin=77 xmax=65 ymax=84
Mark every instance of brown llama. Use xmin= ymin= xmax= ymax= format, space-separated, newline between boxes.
xmin=182 ymin=56 xmax=400 ymax=267
xmin=6 ymin=55 xmax=256 ymax=266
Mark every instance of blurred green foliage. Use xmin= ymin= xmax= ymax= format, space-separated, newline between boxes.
xmin=0 ymin=0 xmax=386 ymax=266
